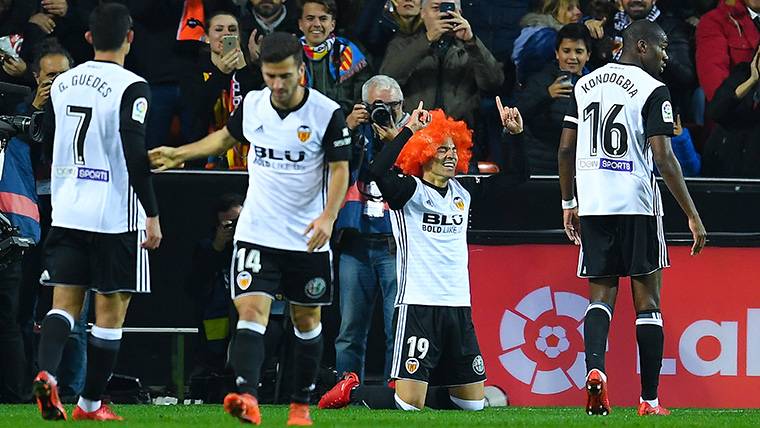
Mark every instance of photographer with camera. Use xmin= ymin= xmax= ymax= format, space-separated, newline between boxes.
xmin=186 ymin=194 xmax=243 ymax=378
xmin=333 ymin=75 xmax=409 ymax=383
xmin=0 ymin=39 xmax=72 ymax=403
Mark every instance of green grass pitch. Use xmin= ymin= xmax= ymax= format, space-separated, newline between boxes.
xmin=2 ymin=405 xmax=760 ymax=427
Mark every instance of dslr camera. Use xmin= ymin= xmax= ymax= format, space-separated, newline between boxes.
xmin=363 ymin=100 xmax=394 ymax=127
xmin=0 ymin=82 xmax=45 ymax=152
xmin=0 ymin=212 xmax=33 ymax=270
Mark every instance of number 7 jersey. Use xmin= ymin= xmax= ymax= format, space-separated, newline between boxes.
xmin=49 ymin=61 xmax=151 ymax=233
xmin=563 ymin=63 xmax=675 ymax=217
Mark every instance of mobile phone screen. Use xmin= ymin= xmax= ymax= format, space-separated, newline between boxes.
xmin=222 ymin=35 xmax=238 ymax=55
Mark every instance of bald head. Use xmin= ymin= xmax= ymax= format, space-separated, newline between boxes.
xmin=620 ymin=20 xmax=669 ymax=77
xmin=622 ymin=20 xmax=666 ymax=55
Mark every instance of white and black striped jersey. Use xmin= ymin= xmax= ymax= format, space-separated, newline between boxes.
xmin=225 ymin=87 xmax=351 ymax=252
xmin=389 ymin=176 xmax=472 ymax=307
xmin=368 ymin=128 xmax=528 ymax=308
xmin=563 ymin=63 xmax=674 ymax=216
xmin=46 ymin=60 xmax=158 ymax=233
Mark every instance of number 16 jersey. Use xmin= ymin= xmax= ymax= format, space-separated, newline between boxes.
xmin=563 ymin=63 xmax=674 ymax=217
xmin=49 ymin=61 xmax=151 ymax=233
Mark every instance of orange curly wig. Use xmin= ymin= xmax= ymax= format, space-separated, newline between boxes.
xmin=395 ymin=109 xmax=473 ymax=177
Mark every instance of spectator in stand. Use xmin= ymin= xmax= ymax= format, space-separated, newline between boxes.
xmin=353 ymin=0 xmax=423 ymax=64
xmin=334 ymin=75 xmax=408 ymax=383
xmin=462 ymin=0 xmax=529 ymax=174
xmin=517 ymin=23 xmax=591 ymax=175
xmin=379 ymin=0 xmax=504 ymax=131
xmin=702 ymin=46 xmax=760 ymax=177
xmin=0 ymin=0 xmax=34 ymax=79
xmin=20 ymin=0 xmax=95 ymax=66
xmin=182 ymin=11 xmax=262 ymax=168
xmin=512 ymin=0 xmax=604 ymax=84
xmin=0 ymin=1 xmax=35 ymax=88
xmin=122 ymin=1 xmax=236 ymax=149
xmin=696 ymin=0 xmax=760 ymax=103
xmin=601 ymin=0 xmax=696 ymax=116
xmin=298 ymin=0 xmax=372 ymax=114
xmin=239 ymin=0 xmax=300 ymax=65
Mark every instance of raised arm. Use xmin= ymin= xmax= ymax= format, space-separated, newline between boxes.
xmin=369 ymin=102 xmax=431 ymax=209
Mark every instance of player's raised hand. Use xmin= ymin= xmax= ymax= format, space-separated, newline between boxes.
xmin=496 ymin=96 xmax=523 ymax=135
xmin=304 ymin=213 xmax=335 ymax=253
xmin=406 ymin=101 xmax=431 ymax=133
xmin=149 ymin=146 xmax=183 ymax=171
xmin=563 ymin=207 xmax=581 ymax=245
xmin=688 ymin=215 xmax=706 ymax=256
xmin=142 ymin=216 xmax=162 ymax=250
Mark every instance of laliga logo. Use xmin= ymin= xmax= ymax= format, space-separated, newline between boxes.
xmin=499 ymin=286 xmax=589 ymax=394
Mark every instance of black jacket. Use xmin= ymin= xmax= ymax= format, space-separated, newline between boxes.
xmin=180 ymin=49 xmax=262 ymax=142
xmin=238 ymin=1 xmax=300 ymax=42
xmin=703 ymin=62 xmax=760 ymax=178
xmin=516 ymin=62 xmax=574 ymax=175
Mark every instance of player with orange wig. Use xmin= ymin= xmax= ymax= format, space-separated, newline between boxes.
xmin=319 ymin=98 xmax=529 ymax=412
xmin=395 ymin=109 xmax=473 ymax=178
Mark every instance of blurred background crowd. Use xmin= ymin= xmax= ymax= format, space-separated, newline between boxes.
xmin=4 ymin=0 xmax=758 ymax=179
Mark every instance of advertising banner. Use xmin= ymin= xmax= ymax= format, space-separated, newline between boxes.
xmin=470 ymin=244 xmax=760 ymax=407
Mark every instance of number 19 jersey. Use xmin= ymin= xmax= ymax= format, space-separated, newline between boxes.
xmin=563 ymin=63 xmax=674 ymax=217
xmin=49 ymin=61 xmax=150 ymax=233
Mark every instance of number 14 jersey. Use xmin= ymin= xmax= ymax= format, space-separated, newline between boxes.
xmin=49 ymin=61 xmax=151 ymax=233
xmin=563 ymin=63 xmax=674 ymax=217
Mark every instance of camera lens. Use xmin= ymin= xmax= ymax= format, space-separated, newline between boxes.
xmin=369 ymin=101 xmax=393 ymax=127
xmin=371 ymin=109 xmax=391 ymax=127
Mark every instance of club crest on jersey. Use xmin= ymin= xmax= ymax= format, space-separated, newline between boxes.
xmin=472 ymin=355 xmax=485 ymax=375
xmin=453 ymin=197 xmax=465 ymax=211
xmin=305 ymin=277 xmax=326 ymax=299
xmin=405 ymin=358 xmax=420 ymax=374
xmin=236 ymin=271 xmax=252 ymax=290
xmin=297 ymin=125 xmax=312 ymax=143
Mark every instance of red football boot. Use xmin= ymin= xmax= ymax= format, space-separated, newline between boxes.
xmin=72 ymin=403 xmax=124 ymax=421
xmin=286 ymin=403 xmax=313 ymax=426
xmin=223 ymin=392 xmax=261 ymax=425
xmin=585 ymin=369 xmax=611 ymax=416
xmin=318 ymin=372 xmax=359 ymax=409
xmin=32 ymin=371 xmax=67 ymax=421
xmin=638 ymin=401 xmax=671 ymax=416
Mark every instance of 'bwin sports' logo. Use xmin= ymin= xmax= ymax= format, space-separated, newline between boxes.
xmin=499 ymin=286 xmax=590 ymax=394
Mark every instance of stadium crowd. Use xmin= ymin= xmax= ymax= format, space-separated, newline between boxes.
xmin=0 ymin=0 xmax=754 ymax=417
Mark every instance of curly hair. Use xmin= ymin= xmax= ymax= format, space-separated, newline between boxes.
xmin=395 ymin=110 xmax=473 ymax=177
